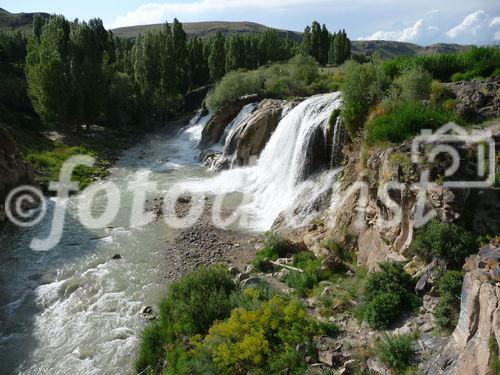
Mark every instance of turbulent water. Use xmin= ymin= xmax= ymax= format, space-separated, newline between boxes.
xmin=182 ymin=92 xmax=343 ymax=230
xmin=0 ymin=92 xmax=342 ymax=374
xmin=0 ymin=116 xmax=212 ymax=375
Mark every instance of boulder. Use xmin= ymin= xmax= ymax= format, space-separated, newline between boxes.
xmin=223 ymin=99 xmax=287 ymax=167
xmin=200 ymin=96 xmax=257 ymax=146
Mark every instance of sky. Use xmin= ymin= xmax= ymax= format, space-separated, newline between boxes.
xmin=2 ymin=0 xmax=499 ymax=45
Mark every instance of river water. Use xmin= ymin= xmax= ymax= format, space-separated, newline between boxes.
xmin=0 ymin=92 xmax=342 ymax=374
xmin=0 ymin=114 xmax=213 ymax=375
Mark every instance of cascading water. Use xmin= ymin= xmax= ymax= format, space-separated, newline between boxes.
xmin=181 ymin=92 xmax=343 ymax=230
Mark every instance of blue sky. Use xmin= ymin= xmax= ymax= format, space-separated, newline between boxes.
xmin=3 ymin=1 xmax=499 ymax=45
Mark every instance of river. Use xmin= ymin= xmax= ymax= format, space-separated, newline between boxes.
xmin=0 ymin=92 xmax=342 ymax=375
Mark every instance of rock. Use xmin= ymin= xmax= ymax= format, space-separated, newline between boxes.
xmin=228 ymin=266 xmax=240 ymax=276
xmin=245 ymin=264 xmax=255 ymax=274
xmin=240 ymin=277 xmax=263 ymax=288
xmin=415 ymin=260 xmax=439 ymax=296
xmin=200 ymin=96 xmax=257 ymax=146
xmin=235 ymin=273 xmax=250 ymax=283
xmin=367 ymin=357 xmax=391 ymax=375
xmin=223 ymin=99 xmax=286 ymax=167
xmin=316 ymin=336 xmax=342 ymax=367
xmin=141 ymin=305 xmax=153 ymax=315
xmin=111 ymin=254 xmax=122 ymax=260
xmin=0 ymin=126 xmax=36 ymax=222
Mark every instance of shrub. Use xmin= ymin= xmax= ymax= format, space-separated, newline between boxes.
xmin=434 ymin=271 xmax=464 ymax=332
xmin=489 ymin=336 xmax=500 ymax=375
xmin=393 ymin=66 xmax=432 ymax=102
xmin=409 ymin=219 xmax=479 ymax=269
xmin=206 ymin=69 xmax=264 ymax=111
xmin=206 ymin=55 xmax=322 ymax=111
xmin=430 ymin=80 xmax=454 ymax=104
xmin=285 ymin=251 xmax=331 ymax=296
xmin=252 ymin=232 xmax=291 ymax=271
xmin=376 ymin=333 xmax=416 ymax=374
xmin=382 ymin=46 xmax=500 ymax=82
xmin=364 ymin=101 xmax=458 ymax=146
xmin=359 ymin=262 xmax=418 ymax=330
xmin=135 ymin=265 xmax=237 ymax=374
xmin=340 ymin=60 xmax=389 ymax=140
xmin=196 ymin=294 xmax=319 ymax=374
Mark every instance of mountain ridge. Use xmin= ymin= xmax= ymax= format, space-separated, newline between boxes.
xmin=0 ymin=8 xmax=470 ymax=59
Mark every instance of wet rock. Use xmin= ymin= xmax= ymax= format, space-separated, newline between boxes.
xmin=111 ymin=254 xmax=122 ymax=260
xmin=200 ymin=96 xmax=257 ymax=146
xmin=141 ymin=305 xmax=153 ymax=315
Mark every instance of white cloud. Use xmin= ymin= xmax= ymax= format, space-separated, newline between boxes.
xmin=359 ymin=9 xmax=499 ymax=45
xmin=446 ymin=10 xmax=490 ymax=40
xmin=359 ymin=18 xmax=440 ymax=43
xmin=108 ymin=0 xmax=331 ymax=29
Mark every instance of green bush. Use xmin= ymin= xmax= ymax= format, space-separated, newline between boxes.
xmin=206 ymin=55 xmax=322 ymax=111
xmin=393 ymin=66 xmax=432 ymax=102
xmin=376 ymin=333 xmax=416 ymax=374
xmin=284 ymin=251 xmax=331 ymax=296
xmin=434 ymin=271 xmax=464 ymax=332
xmin=489 ymin=336 xmax=500 ymax=375
xmin=252 ymin=232 xmax=291 ymax=271
xmin=382 ymin=46 xmax=500 ymax=82
xmin=359 ymin=262 xmax=418 ymax=330
xmin=340 ymin=60 xmax=389 ymax=140
xmin=193 ymin=294 xmax=319 ymax=375
xmin=364 ymin=101 xmax=458 ymax=146
xmin=135 ymin=265 xmax=237 ymax=374
xmin=430 ymin=80 xmax=454 ymax=104
xmin=206 ymin=69 xmax=264 ymax=111
xmin=409 ymin=219 xmax=478 ymax=269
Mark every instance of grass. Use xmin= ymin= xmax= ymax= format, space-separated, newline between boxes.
xmin=376 ymin=332 xmax=418 ymax=374
xmin=434 ymin=271 xmax=464 ymax=333
xmin=26 ymin=143 xmax=109 ymax=190
xmin=364 ymin=101 xmax=459 ymax=146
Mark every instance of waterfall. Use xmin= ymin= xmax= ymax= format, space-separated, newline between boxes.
xmin=181 ymin=92 xmax=343 ymax=230
xmin=330 ymin=116 xmax=344 ymax=168
xmin=222 ymin=103 xmax=257 ymax=147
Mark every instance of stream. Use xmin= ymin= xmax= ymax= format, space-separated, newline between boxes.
xmin=0 ymin=92 xmax=342 ymax=374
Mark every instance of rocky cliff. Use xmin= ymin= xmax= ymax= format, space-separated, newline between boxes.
xmin=0 ymin=126 xmax=35 ymax=223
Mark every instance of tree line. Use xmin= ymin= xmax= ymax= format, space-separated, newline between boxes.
xmin=1 ymin=15 xmax=351 ymax=130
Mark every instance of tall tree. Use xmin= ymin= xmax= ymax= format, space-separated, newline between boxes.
xmin=208 ymin=30 xmax=226 ymax=81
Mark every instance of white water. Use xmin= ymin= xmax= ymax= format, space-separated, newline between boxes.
xmin=0 ymin=116 xmax=213 ymax=375
xmin=0 ymin=92 xmax=343 ymax=374
xmin=181 ymin=92 xmax=343 ymax=230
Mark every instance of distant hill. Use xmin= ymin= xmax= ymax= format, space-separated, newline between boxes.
xmin=0 ymin=7 xmax=50 ymax=33
xmin=112 ymin=21 xmax=304 ymax=42
xmin=112 ymin=21 xmax=469 ymax=58
xmin=351 ymin=40 xmax=470 ymax=59
xmin=0 ymin=8 xmax=469 ymax=59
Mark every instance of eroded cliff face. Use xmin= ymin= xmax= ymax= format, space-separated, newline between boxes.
xmin=0 ymin=127 xmax=35 ymax=223
xmin=421 ymin=240 xmax=500 ymax=375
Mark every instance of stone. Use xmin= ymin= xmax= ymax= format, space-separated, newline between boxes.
xmin=228 ymin=266 xmax=240 ymax=276
xmin=141 ymin=306 xmax=153 ymax=315
xmin=240 ymin=277 xmax=263 ymax=287
xmin=366 ymin=357 xmax=391 ymax=375
xmin=111 ymin=254 xmax=122 ymax=260
xmin=245 ymin=264 xmax=255 ymax=274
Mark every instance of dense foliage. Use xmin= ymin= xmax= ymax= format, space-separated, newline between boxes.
xmin=409 ymin=219 xmax=479 ymax=269
xmin=302 ymin=21 xmax=351 ymax=65
xmin=358 ymin=262 xmax=418 ymax=330
xmin=434 ymin=270 xmax=464 ymax=332
xmin=136 ymin=265 xmax=332 ymax=375
xmin=135 ymin=266 xmax=237 ymax=373
xmin=376 ymin=333 xmax=417 ymax=374
xmin=364 ymin=101 xmax=458 ymax=145
xmin=382 ymin=46 xmax=500 ymax=82
xmin=206 ymin=54 xmax=338 ymax=111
